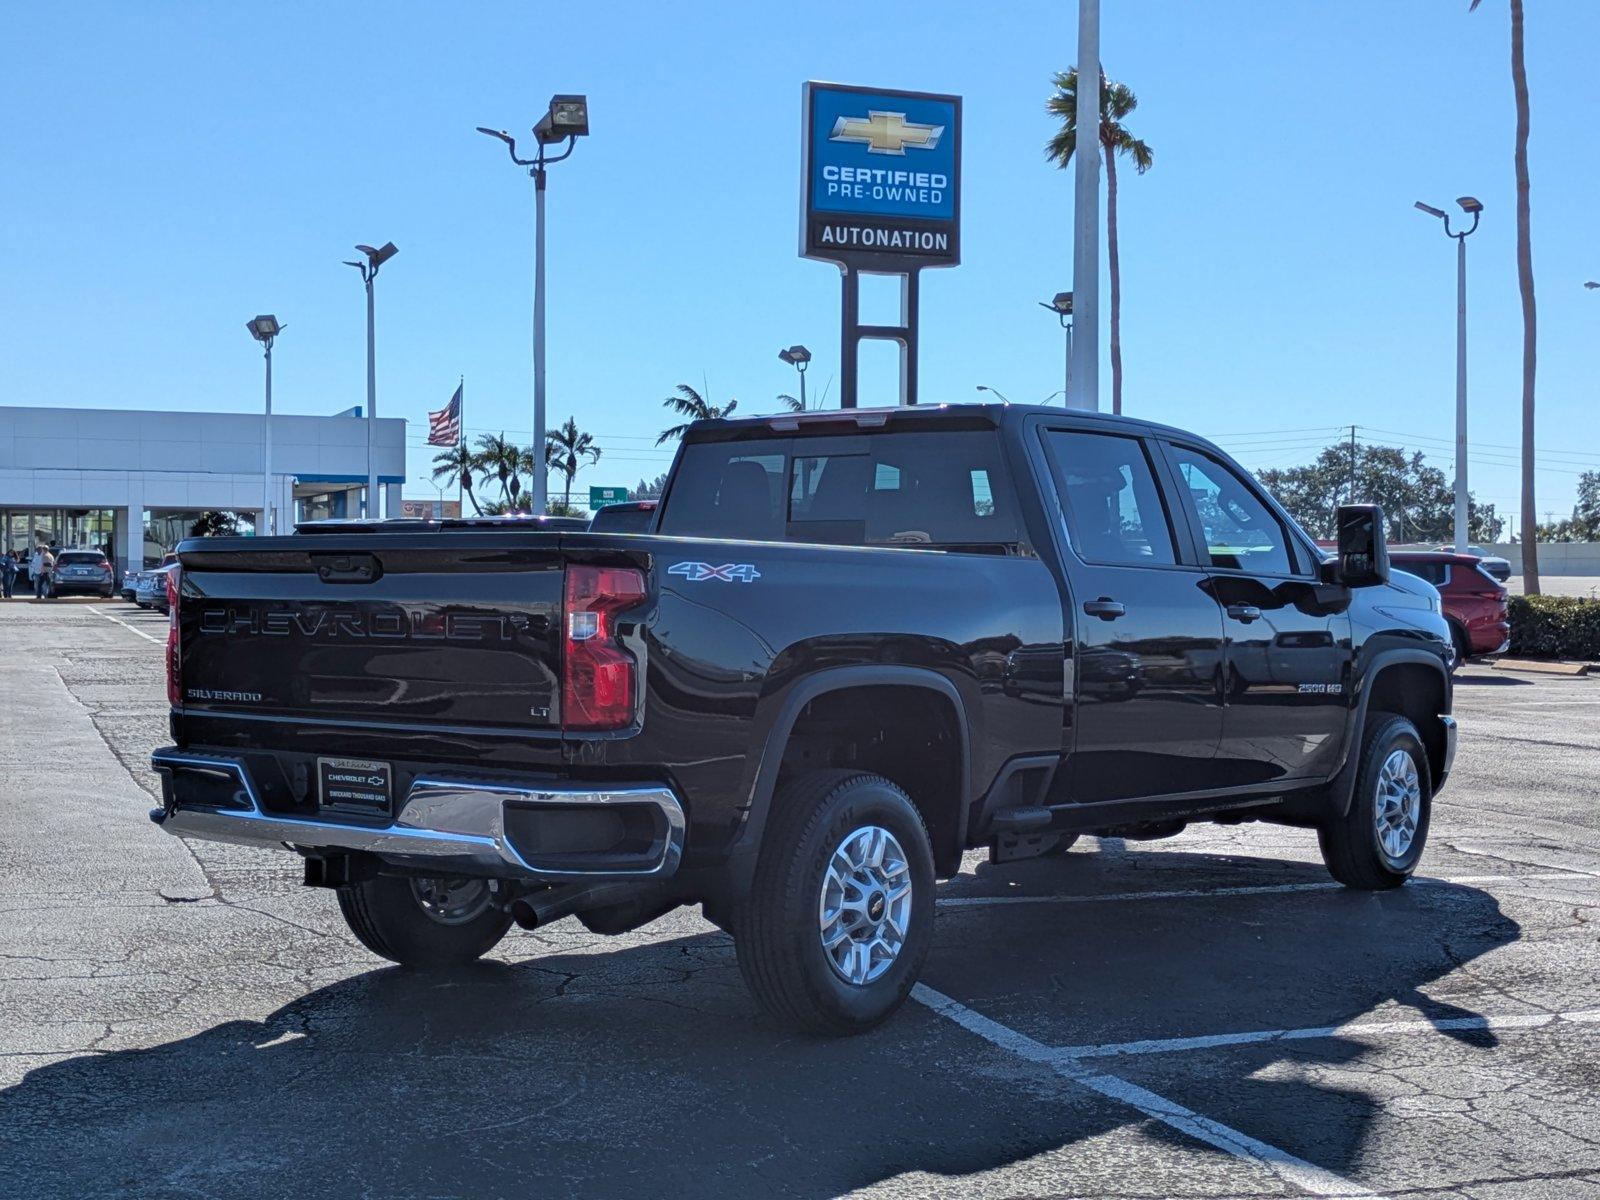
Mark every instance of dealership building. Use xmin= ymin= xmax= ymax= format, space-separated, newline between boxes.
xmin=0 ymin=404 xmax=406 ymax=575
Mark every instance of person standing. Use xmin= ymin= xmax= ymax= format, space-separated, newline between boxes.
xmin=1 ymin=549 xmax=16 ymax=599
xmin=30 ymin=544 xmax=53 ymax=599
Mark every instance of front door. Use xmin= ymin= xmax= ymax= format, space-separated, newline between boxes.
xmin=1038 ymin=427 xmax=1227 ymax=804
xmin=1161 ymin=441 xmax=1351 ymax=786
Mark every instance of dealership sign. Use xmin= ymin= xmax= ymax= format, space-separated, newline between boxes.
xmin=801 ymin=82 xmax=962 ymax=269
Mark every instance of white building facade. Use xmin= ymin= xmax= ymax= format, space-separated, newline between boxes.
xmin=0 ymin=405 xmax=406 ymax=574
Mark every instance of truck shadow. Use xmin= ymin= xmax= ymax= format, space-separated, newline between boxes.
xmin=2 ymin=855 xmax=1519 ymax=1200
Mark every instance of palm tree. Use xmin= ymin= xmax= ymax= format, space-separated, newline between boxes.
xmin=658 ymin=384 xmax=737 ymax=445
xmin=1045 ymin=68 xmax=1153 ymax=417
xmin=545 ymin=416 xmax=602 ymax=510
xmin=1471 ymin=0 xmax=1539 ymax=592
xmin=430 ymin=444 xmax=484 ymax=516
xmin=777 ymin=393 xmax=803 ymax=412
xmin=473 ymin=433 xmax=522 ymax=506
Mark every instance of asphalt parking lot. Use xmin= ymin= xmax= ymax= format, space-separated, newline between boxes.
xmin=3 ymin=597 xmax=1598 ymax=1199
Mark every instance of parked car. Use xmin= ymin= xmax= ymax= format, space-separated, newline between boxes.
xmin=1393 ymin=551 xmax=1510 ymax=668
xmin=50 ymin=549 xmax=117 ymax=598
xmin=131 ymin=554 xmax=178 ymax=607
xmin=588 ymin=500 xmax=657 ymax=533
xmin=151 ymin=403 xmax=1456 ymax=1034
xmin=1433 ymin=544 xmax=1512 ymax=583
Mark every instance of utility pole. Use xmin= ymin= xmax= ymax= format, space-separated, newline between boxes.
xmin=1348 ymin=425 xmax=1358 ymax=504
xmin=1067 ymin=0 xmax=1100 ymax=411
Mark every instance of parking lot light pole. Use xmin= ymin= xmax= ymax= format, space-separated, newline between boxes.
xmin=1415 ymin=197 xmax=1481 ymax=554
xmin=779 ymin=345 xmax=812 ymax=409
xmin=245 ymin=316 xmax=282 ymax=535
xmin=1039 ymin=292 xmax=1074 ymax=405
xmin=975 ymin=384 xmax=1012 ymax=403
xmin=477 ymin=94 xmax=589 ymax=516
xmin=343 ymin=242 xmax=398 ymax=519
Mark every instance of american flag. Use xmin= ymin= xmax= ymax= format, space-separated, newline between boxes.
xmin=427 ymin=383 xmax=462 ymax=446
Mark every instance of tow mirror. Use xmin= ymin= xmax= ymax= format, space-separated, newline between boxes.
xmin=1332 ymin=503 xmax=1389 ymax=587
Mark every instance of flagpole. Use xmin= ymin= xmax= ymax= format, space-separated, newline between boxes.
xmin=457 ymin=375 xmax=465 ymax=517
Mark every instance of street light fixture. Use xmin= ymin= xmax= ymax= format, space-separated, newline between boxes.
xmin=1585 ymin=281 xmax=1599 ymax=290
xmin=779 ymin=344 xmax=812 ymax=409
xmin=1415 ymin=196 xmax=1482 ymax=553
xmin=975 ymin=384 xmax=1012 ymax=403
xmin=344 ymin=241 xmax=398 ymax=519
xmin=246 ymin=315 xmax=283 ymax=535
xmin=1038 ymin=291 xmax=1074 ymax=406
xmin=477 ymin=93 xmax=590 ymax=515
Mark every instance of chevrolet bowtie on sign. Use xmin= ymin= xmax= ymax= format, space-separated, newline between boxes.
xmin=802 ymin=82 xmax=962 ymax=269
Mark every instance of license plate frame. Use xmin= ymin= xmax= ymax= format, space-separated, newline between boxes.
xmin=317 ymin=757 xmax=394 ymax=817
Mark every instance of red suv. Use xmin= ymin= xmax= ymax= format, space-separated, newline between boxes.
xmin=1390 ymin=551 xmax=1510 ymax=668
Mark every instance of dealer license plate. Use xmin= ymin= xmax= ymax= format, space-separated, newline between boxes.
xmin=317 ymin=757 xmax=393 ymax=816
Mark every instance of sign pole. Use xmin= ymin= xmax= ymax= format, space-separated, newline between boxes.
xmin=1068 ymin=0 xmax=1101 ymax=411
xmin=840 ymin=268 xmax=859 ymax=408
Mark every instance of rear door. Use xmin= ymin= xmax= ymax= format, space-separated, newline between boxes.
xmin=1036 ymin=425 xmax=1227 ymax=803
xmin=1158 ymin=441 xmax=1350 ymax=786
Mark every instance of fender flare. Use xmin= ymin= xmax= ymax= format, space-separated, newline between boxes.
xmin=1327 ymin=648 xmax=1451 ymax=819
xmin=720 ymin=665 xmax=973 ymax=896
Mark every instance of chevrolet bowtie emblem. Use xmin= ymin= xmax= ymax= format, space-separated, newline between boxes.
xmin=829 ymin=110 xmax=944 ymax=156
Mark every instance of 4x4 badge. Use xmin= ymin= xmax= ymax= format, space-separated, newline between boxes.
xmin=668 ymin=562 xmax=761 ymax=583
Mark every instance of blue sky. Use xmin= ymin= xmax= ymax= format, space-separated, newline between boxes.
xmin=3 ymin=1 xmax=1598 ymax=528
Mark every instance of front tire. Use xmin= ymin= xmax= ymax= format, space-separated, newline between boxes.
xmin=337 ymin=875 xmax=513 ymax=967
xmin=1318 ymin=714 xmax=1431 ymax=889
xmin=735 ymin=771 xmax=935 ymax=1035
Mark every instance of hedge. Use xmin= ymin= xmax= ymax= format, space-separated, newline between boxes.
xmin=1507 ymin=594 xmax=1600 ymax=660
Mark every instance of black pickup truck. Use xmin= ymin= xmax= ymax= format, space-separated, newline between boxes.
xmin=151 ymin=404 xmax=1456 ymax=1033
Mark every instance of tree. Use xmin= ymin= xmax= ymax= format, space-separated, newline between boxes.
xmin=544 ymin=416 xmax=602 ymax=511
xmin=1472 ymin=0 xmax=1539 ymax=591
xmin=1257 ymin=441 xmax=1503 ymax=544
xmin=657 ymin=384 xmax=737 ymax=445
xmin=473 ymin=433 xmax=522 ymax=506
xmin=629 ymin=473 xmax=669 ymax=501
xmin=430 ymin=444 xmax=484 ymax=516
xmin=778 ymin=393 xmax=804 ymax=413
xmin=190 ymin=511 xmax=244 ymax=538
xmin=1046 ymin=68 xmax=1153 ymax=417
xmin=1572 ymin=471 xmax=1600 ymax=541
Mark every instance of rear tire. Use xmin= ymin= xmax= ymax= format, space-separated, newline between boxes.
xmin=337 ymin=875 xmax=513 ymax=967
xmin=1318 ymin=714 xmax=1431 ymax=890
xmin=1448 ymin=623 xmax=1470 ymax=674
xmin=734 ymin=770 xmax=935 ymax=1035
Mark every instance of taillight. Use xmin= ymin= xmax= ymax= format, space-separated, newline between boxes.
xmin=562 ymin=565 xmax=645 ymax=731
xmin=165 ymin=567 xmax=182 ymax=708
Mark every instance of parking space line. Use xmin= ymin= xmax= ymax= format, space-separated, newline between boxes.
xmin=85 ymin=606 xmax=163 ymax=644
xmin=1056 ymin=1008 xmax=1600 ymax=1061
xmin=935 ymin=871 xmax=1593 ymax=909
xmin=912 ymin=984 xmax=1383 ymax=1199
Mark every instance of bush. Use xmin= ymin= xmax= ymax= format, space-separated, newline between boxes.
xmin=1507 ymin=594 xmax=1600 ymax=660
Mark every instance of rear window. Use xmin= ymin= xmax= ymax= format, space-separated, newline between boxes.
xmin=659 ymin=432 xmax=1024 ymax=551
xmin=57 ymin=552 xmax=107 ymax=567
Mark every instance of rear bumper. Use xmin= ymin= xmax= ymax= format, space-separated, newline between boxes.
xmin=149 ymin=748 xmax=685 ymax=882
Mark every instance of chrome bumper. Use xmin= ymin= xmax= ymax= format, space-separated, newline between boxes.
xmin=149 ymin=749 xmax=685 ymax=881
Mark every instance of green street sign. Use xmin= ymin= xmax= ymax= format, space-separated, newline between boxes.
xmin=589 ymin=486 xmax=628 ymax=508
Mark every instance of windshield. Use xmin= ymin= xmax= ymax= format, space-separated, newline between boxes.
xmin=660 ymin=431 xmax=1024 ymax=551
xmin=57 ymin=552 xmax=106 ymax=566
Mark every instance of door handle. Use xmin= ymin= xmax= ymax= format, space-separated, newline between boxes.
xmin=1083 ymin=597 xmax=1126 ymax=621
xmin=1226 ymin=603 xmax=1263 ymax=623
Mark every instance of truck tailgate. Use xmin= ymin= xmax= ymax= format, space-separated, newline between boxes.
xmin=176 ymin=538 xmax=566 ymax=732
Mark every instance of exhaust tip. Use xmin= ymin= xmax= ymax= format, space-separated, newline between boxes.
xmin=510 ymin=899 xmax=540 ymax=930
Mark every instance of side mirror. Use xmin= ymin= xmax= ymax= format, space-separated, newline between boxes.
xmin=1332 ymin=503 xmax=1389 ymax=587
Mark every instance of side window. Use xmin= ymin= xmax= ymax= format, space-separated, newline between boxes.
xmin=1043 ymin=430 xmax=1177 ymax=566
xmin=1167 ymin=446 xmax=1296 ymax=576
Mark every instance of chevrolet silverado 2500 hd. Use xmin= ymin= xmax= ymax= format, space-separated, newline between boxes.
xmin=150 ymin=404 xmax=1455 ymax=1033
